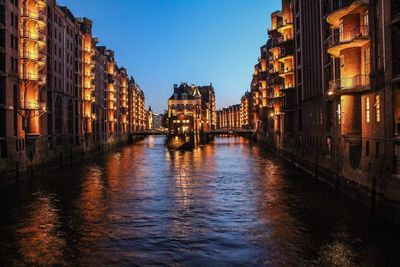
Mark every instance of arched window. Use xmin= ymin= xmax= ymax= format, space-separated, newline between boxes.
xmin=55 ymin=96 xmax=62 ymax=135
xmin=67 ymin=100 xmax=73 ymax=134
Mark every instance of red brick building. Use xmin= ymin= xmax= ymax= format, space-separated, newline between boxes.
xmin=0 ymin=0 xmax=146 ymax=178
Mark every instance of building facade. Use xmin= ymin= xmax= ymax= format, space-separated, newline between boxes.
xmin=167 ymin=83 xmax=202 ymax=135
xmin=239 ymin=0 xmax=400 ymax=213
xmin=216 ymin=104 xmax=241 ymax=130
xmin=0 ymin=0 xmax=146 ymax=179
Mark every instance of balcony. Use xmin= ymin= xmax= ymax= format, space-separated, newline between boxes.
xmin=278 ymin=36 xmax=294 ymax=45
xmin=20 ymin=8 xmax=47 ymax=27
xmin=83 ymin=72 xmax=95 ymax=79
xmin=83 ymin=95 xmax=92 ymax=102
xmin=20 ymin=30 xmax=46 ymax=46
xmin=268 ymin=20 xmax=282 ymax=34
xmin=83 ymin=84 xmax=92 ymax=90
xmin=19 ymin=101 xmax=46 ymax=111
xmin=329 ymin=74 xmax=370 ymax=94
xmin=279 ymin=67 xmax=294 ymax=78
xmin=326 ymin=0 xmax=369 ymax=27
xmin=19 ymin=72 xmax=46 ymax=84
xmin=36 ymin=0 xmax=46 ymax=9
xmin=277 ymin=18 xmax=293 ymax=34
xmin=20 ymin=50 xmax=46 ymax=65
xmin=279 ymin=83 xmax=295 ymax=91
xmin=326 ymin=26 xmax=369 ymax=57
xmin=269 ymin=66 xmax=280 ymax=75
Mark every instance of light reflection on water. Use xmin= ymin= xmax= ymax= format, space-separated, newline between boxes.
xmin=0 ymin=136 xmax=399 ymax=266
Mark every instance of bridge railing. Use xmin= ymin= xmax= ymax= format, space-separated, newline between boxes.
xmin=205 ymin=129 xmax=256 ymax=134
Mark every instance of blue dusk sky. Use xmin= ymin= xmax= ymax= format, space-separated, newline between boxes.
xmin=58 ymin=0 xmax=280 ymax=114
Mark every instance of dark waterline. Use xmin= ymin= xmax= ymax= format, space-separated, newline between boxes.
xmin=0 ymin=136 xmax=399 ymax=266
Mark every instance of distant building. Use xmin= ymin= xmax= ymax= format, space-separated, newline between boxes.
xmin=152 ymin=113 xmax=164 ymax=130
xmin=167 ymin=83 xmax=202 ymax=135
xmin=216 ymin=105 xmax=240 ymax=130
xmin=198 ymin=84 xmax=216 ymax=131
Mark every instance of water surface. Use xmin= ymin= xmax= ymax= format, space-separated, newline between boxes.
xmin=0 ymin=136 xmax=399 ymax=266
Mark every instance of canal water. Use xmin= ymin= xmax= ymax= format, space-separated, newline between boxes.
xmin=0 ymin=136 xmax=399 ymax=266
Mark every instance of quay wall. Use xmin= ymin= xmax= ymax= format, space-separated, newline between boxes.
xmin=254 ymin=132 xmax=400 ymax=224
xmin=0 ymin=135 xmax=145 ymax=185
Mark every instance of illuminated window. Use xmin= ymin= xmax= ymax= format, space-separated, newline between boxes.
xmin=337 ymin=104 xmax=341 ymax=125
xmin=375 ymin=95 xmax=381 ymax=122
xmin=366 ymin=97 xmax=370 ymax=123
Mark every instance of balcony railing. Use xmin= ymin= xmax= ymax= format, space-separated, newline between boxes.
xmin=280 ymin=83 xmax=295 ymax=90
xmin=19 ymin=101 xmax=46 ymax=110
xmin=20 ymin=50 xmax=46 ymax=64
xmin=282 ymin=18 xmax=293 ymax=26
xmin=326 ymin=25 xmax=369 ymax=48
xmin=83 ymin=72 xmax=95 ymax=78
xmin=20 ymin=30 xmax=46 ymax=44
xmin=36 ymin=0 xmax=46 ymax=8
xmin=279 ymin=67 xmax=294 ymax=75
xmin=83 ymin=95 xmax=92 ymax=101
xmin=329 ymin=74 xmax=370 ymax=93
xmin=329 ymin=0 xmax=362 ymax=15
xmin=278 ymin=35 xmax=294 ymax=44
xmin=19 ymin=72 xmax=46 ymax=83
xmin=20 ymin=8 xmax=47 ymax=22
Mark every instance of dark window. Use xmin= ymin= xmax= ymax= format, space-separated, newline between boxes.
xmin=375 ymin=142 xmax=380 ymax=159
xmin=366 ymin=141 xmax=370 ymax=156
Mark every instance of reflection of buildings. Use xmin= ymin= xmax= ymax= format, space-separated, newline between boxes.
xmin=0 ymin=0 xmax=147 ymax=178
xmin=16 ymin=193 xmax=65 ymax=266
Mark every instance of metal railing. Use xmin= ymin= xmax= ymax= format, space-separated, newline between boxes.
xmin=278 ymin=35 xmax=294 ymax=44
xmin=20 ymin=50 xmax=46 ymax=63
xmin=20 ymin=8 xmax=47 ymax=22
xmin=282 ymin=18 xmax=293 ymax=26
xmin=326 ymin=25 xmax=369 ymax=48
xmin=19 ymin=101 xmax=46 ymax=110
xmin=329 ymin=74 xmax=370 ymax=92
xmin=20 ymin=30 xmax=46 ymax=43
xmin=280 ymin=83 xmax=295 ymax=90
xmin=279 ymin=67 xmax=294 ymax=74
xmin=19 ymin=72 xmax=46 ymax=83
